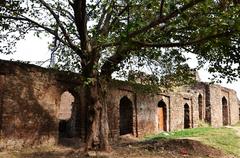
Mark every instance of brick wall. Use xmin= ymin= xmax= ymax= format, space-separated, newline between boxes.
xmin=0 ymin=59 xmax=239 ymax=149
xmin=0 ymin=60 xmax=82 ymax=149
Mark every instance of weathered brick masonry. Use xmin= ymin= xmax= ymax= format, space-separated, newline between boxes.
xmin=0 ymin=60 xmax=239 ymax=148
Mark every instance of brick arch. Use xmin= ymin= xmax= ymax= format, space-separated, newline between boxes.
xmin=198 ymin=94 xmax=203 ymax=120
xmin=58 ymin=91 xmax=75 ymax=139
xmin=222 ymin=96 xmax=229 ymax=126
xmin=119 ymin=96 xmax=133 ymax=135
xmin=58 ymin=90 xmax=82 ymax=140
xmin=157 ymin=100 xmax=167 ymax=131
xmin=184 ymin=103 xmax=190 ymax=129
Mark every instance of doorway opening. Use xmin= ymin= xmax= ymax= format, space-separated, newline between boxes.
xmin=198 ymin=94 xmax=203 ymax=120
xmin=119 ymin=96 xmax=133 ymax=135
xmin=157 ymin=100 xmax=167 ymax=131
xmin=58 ymin=91 xmax=75 ymax=139
xmin=184 ymin=103 xmax=190 ymax=129
xmin=222 ymin=97 xmax=229 ymax=126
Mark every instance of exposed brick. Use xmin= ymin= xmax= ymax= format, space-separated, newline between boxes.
xmin=0 ymin=59 xmax=239 ymax=149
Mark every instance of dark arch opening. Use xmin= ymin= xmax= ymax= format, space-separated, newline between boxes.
xmin=184 ymin=103 xmax=190 ymax=129
xmin=222 ymin=97 xmax=229 ymax=126
xmin=58 ymin=91 xmax=77 ymax=139
xmin=198 ymin=94 xmax=203 ymax=120
xmin=157 ymin=100 xmax=167 ymax=131
xmin=119 ymin=96 xmax=133 ymax=135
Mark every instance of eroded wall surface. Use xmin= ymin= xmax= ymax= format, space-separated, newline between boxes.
xmin=0 ymin=59 xmax=239 ymax=149
xmin=207 ymin=85 xmax=239 ymax=127
xmin=0 ymin=60 xmax=82 ymax=149
xmin=107 ymin=84 xmax=198 ymax=137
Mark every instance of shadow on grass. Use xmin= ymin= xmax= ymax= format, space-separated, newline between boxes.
xmin=124 ymin=138 xmax=226 ymax=158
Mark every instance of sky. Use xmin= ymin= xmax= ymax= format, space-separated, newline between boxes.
xmin=0 ymin=34 xmax=239 ymax=99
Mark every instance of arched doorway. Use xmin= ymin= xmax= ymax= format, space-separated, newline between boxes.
xmin=222 ymin=97 xmax=229 ymax=126
xmin=58 ymin=91 xmax=75 ymax=139
xmin=157 ymin=100 xmax=167 ymax=131
xmin=184 ymin=103 xmax=190 ymax=129
xmin=119 ymin=96 xmax=133 ymax=135
xmin=198 ymin=94 xmax=203 ymax=120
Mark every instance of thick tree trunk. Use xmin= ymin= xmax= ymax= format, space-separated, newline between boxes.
xmin=80 ymin=48 xmax=111 ymax=152
xmin=83 ymin=78 xmax=111 ymax=152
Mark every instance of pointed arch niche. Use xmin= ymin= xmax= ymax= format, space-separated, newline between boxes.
xmin=222 ymin=97 xmax=229 ymax=126
xmin=119 ymin=96 xmax=133 ymax=135
xmin=198 ymin=94 xmax=203 ymax=120
xmin=157 ymin=100 xmax=167 ymax=131
xmin=184 ymin=103 xmax=190 ymax=129
xmin=58 ymin=91 xmax=75 ymax=139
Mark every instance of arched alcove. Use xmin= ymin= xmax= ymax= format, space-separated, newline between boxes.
xmin=119 ymin=96 xmax=133 ymax=135
xmin=184 ymin=103 xmax=190 ymax=129
xmin=222 ymin=97 xmax=229 ymax=126
xmin=157 ymin=100 xmax=167 ymax=131
xmin=198 ymin=94 xmax=203 ymax=120
xmin=58 ymin=91 xmax=75 ymax=138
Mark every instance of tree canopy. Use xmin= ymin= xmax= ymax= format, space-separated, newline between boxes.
xmin=1 ymin=0 xmax=240 ymax=151
xmin=1 ymin=0 xmax=239 ymax=83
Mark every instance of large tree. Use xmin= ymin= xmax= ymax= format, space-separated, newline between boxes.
xmin=0 ymin=0 xmax=239 ymax=151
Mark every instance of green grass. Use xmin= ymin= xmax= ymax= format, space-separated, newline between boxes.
xmin=235 ymin=121 xmax=240 ymax=127
xmin=145 ymin=125 xmax=240 ymax=157
xmin=145 ymin=127 xmax=213 ymax=140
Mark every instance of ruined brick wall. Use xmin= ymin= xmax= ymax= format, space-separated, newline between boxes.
xmin=186 ymin=82 xmax=240 ymax=127
xmin=135 ymin=93 xmax=171 ymax=136
xmin=228 ymin=90 xmax=239 ymax=125
xmin=0 ymin=64 xmax=58 ymax=148
xmin=0 ymin=75 xmax=4 ymax=132
xmin=106 ymin=84 xmax=199 ymax=137
xmin=189 ymin=82 xmax=208 ymax=123
xmin=106 ymin=86 xmax=136 ymax=140
xmin=0 ymin=60 xmax=82 ymax=149
xmin=206 ymin=85 xmax=239 ymax=127
xmin=168 ymin=92 xmax=196 ymax=131
xmin=0 ymin=59 xmax=239 ymax=149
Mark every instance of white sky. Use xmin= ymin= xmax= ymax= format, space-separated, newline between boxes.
xmin=0 ymin=34 xmax=239 ymax=99
xmin=0 ymin=33 xmax=51 ymax=63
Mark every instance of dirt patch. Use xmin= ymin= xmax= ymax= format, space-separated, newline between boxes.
xmin=116 ymin=139 xmax=232 ymax=158
xmin=111 ymin=138 xmax=235 ymax=158
xmin=0 ymin=138 xmax=236 ymax=158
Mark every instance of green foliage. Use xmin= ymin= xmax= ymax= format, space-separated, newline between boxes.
xmin=110 ymin=79 xmax=160 ymax=94
xmin=145 ymin=127 xmax=214 ymax=140
xmin=0 ymin=0 xmax=239 ymax=83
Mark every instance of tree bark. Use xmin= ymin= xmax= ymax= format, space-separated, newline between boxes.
xmin=81 ymin=60 xmax=111 ymax=152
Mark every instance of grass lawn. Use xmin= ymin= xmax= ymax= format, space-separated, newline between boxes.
xmin=145 ymin=123 xmax=240 ymax=157
xmin=1 ymin=123 xmax=240 ymax=158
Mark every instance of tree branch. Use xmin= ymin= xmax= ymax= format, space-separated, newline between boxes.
xmin=103 ymin=5 xmax=129 ymax=36
xmin=38 ymin=0 xmax=80 ymax=53
xmin=98 ymin=41 xmax=121 ymax=49
xmin=72 ymin=0 xmax=91 ymax=53
xmin=1 ymin=15 xmax=59 ymax=40
xmin=1 ymin=15 xmax=84 ymax=58
xmin=101 ymin=46 xmax=128 ymax=77
xmin=100 ymin=30 xmax=235 ymax=76
xmin=100 ymin=10 xmax=112 ymax=36
xmin=159 ymin=0 xmax=165 ymax=18
xmin=128 ymin=0 xmax=205 ymax=38
xmin=131 ymin=30 xmax=235 ymax=48
xmin=88 ymin=0 xmax=102 ymax=17
xmin=96 ymin=6 xmax=107 ymax=33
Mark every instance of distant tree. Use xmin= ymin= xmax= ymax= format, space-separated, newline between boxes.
xmin=0 ymin=0 xmax=239 ymax=151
